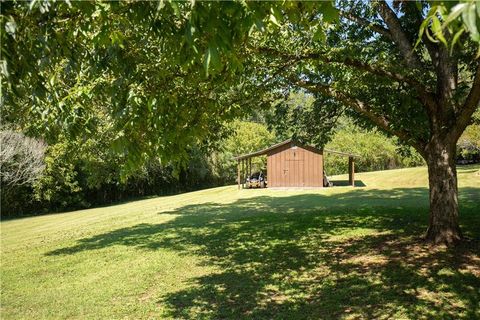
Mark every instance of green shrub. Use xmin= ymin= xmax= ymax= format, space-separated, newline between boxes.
xmin=324 ymin=127 xmax=424 ymax=175
xmin=33 ymin=141 xmax=86 ymax=211
xmin=0 ymin=130 xmax=46 ymax=217
xmin=457 ymin=124 xmax=480 ymax=163
xmin=212 ymin=120 xmax=276 ymax=183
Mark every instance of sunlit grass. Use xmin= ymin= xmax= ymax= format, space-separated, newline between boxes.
xmin=1 ymin=165 xmax=479 ymax=319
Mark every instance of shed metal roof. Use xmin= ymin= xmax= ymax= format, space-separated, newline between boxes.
xmin=323 ymin=149 xmax=360 ymax=157
xmin=233 ymin=139 xmax=359 ymax=160
xmin=233 ymin=139 xmax=294 ymax=160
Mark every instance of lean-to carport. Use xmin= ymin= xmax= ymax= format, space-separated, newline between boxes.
xmin=234 ymin=139 xmax=358 ymax=189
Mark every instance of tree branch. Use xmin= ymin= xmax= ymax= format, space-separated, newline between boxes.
xmin=289 ymin=77 xmax=426 ymax=154
xmin=339 ymin=10 xmax=392 ymax=39
xmin=450 ymin=65 xmax=480 ymax=141
xmin=333 ymin=57 xmax=437 ymax=111
xmin=256 ymin=46 xmax=437 ymax=114
xmin=375 ymin=0 xmax=422 ymax=69
xmin=405 ymin=1 xmax=459 ymax=137
xmin=408 ymin=2 xmax=440 ymax=68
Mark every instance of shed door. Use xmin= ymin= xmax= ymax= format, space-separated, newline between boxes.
xmin=281 ymin=156 xmax=289 ymax=187
xmin=286 ymin=148 xmax=305 ymax=187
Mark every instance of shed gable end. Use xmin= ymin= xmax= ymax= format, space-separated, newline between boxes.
xmin=267 ymin=143 xmax=323 ymax=188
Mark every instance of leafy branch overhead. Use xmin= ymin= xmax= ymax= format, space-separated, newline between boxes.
xmin=418 ymin=0 xmax=480 ymax=55
xmin=2 ymin=1 xmax=478 ymax=162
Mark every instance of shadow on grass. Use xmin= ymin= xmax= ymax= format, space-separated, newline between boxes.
xmin=46 ymin=187 xmax=480 ymax=319
xmin=330 ymin=180 xmax=367 ymax=187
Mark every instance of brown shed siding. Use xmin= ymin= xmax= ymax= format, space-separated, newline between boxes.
xmin=267 ymin=143 xmax=323 ymax=187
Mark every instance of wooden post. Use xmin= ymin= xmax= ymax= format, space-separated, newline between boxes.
xmin=241 ymin=159 xmax=245 ymax=189
xmin=348 ymin=156 xmax=355 ymax=187
xmin=249 ymin=158 xmax=252 ymax=177
xmin=237 ymin=160 xmax=241 ymax=189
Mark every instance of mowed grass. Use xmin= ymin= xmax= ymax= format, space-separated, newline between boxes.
xmin=1 ymin=166 xmax=479 ymax=319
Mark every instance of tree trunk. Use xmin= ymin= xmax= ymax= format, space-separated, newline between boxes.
xmin=424 ymin=139 xmax=463 ymax=245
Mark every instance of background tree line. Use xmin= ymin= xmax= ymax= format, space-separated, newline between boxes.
xmin=4 ymin=95 xmax=477 ymax=218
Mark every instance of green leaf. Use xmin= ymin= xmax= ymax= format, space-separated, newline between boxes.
xmin=431 ymin=15 xmax=447 ymax=47
xmin=158 ymin=0 xmax=165 ymax=11
xmin=5 ymin=18 xmax=17 ymax=37
xmin=203 ymin=47 xmax=211 ymax=76
xmin=313 ymin=27 xmax=325 ymax=43
xmin=269 ymin=14 xmax=281 ymax=27
xmin=254 ymin=18 xmax=265 ymax=32
xmin=322 ymin=2 xmax=338 ymax=23
xmin=0 ymin=60 xmax=9 ymax=78
xmin=170 ymin=1 xmax=181 ymax=18
xmin=462 ymin=3 xmax=479 ymax=42
xmin=147 ymin=97 xmax=157 ymax=112
xmin=415 ymin=17 xmax=430 ymax=47
xmin=450 ymin=28 xmax=465 ymax=54
xmin=49 ymin=75 xmax=55 ymax=87
xmin=110 ymin=31 xmax=125 ymax=48
xmin=444 ymin=3 xmax=468 ymax=25
xmin=28 ymin=0 xmax=38 ymax=11
xmin=185 ymin=21 xmax=195 ymax=44
xmin=271 ymin=7 xmax=283 ymax=24
xmin=154 ymin=0 xmax=165 ymax=19
xmin=209 ymin=45 xmax=220 ymax=69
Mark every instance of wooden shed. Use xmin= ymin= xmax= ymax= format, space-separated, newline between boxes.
xmin=234 ymin=139 xmax=357 ymax=189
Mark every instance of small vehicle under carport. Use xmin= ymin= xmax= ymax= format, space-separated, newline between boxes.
xmin=246 ymin=172 xmax=267 ymax=188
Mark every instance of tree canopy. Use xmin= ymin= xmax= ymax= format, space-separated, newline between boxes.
xmin=2 ymin=1 xmax=478 ymax=160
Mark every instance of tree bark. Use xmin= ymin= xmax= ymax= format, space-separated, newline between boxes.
xmin=424 ymin=139 xmax=463 ymax=245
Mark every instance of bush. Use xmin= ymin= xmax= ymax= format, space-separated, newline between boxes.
xmin=457 ymin=124 xmax=480 ymax=164
xmin=0 ymin=130 xmax=46 ymax=217
xmin=211 ymin=120 xmax=276 ymax=183
xmin=0 ymin=130 xmax=46 ymax=187
xmin=324 ymin=126 xmax=424 ymax=175
xmin=33 ymin=141 xmax=86 ymax=211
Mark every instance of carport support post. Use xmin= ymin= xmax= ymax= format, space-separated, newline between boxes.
xmin=349 ymin=156 xmax=355 ymax=187
xmin=241 ymin=159 xmax=245 ymax=189
xmin=249 ymin=158 xmax=252 ymax=177
xmin=237 ymin=160 xmax=241 ymax=189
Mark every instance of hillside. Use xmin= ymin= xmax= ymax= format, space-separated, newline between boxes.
xmin=1 ymin=165 xmax=479 ymax=319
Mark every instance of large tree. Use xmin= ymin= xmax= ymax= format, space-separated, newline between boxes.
xmin=255 ymin=1 xmax=480 ymax=244
xmin=245 ymin=1 xmax=480 ymax=245
xmin=2 ymin=0 xmax=479 ymax=245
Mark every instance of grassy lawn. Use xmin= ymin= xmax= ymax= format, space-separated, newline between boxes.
xmin=1 ymin=165 xmax=479 ymax=319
